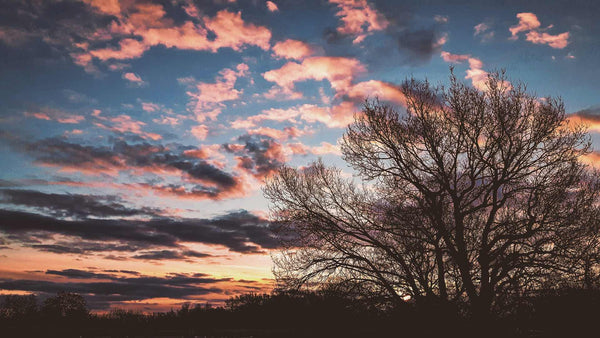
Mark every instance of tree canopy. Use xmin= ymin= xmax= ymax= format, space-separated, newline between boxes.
xmin=264 ymin=71 xmax=600 ymax=318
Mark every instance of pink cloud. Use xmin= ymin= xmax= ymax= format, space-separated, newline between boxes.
xmin=90 ymin=38 xmax=149 ymax=61
xmin=24 ymin=108 xmax=85 ymax=124
xmin=286 ymin=142 xmax=308 ymax=155
xmin=248 ymin=127 xmax=289 ymax=140
xmin=95 ymin=114 xmax=162 ymax=140
xmin=525 ymin=31 xmax=569 ymax=49
xmin=329 ymin=0 xmax=388 ymax=44
xmin=434 ymin=15 xmax=448 ymax=24
xmin=190 ymin=125 xmax=209 ymax=140
xmin=509 ymin=12 xmax=569 ymax=49
xmin=79 ymin=5 xmax=272 ymax=70
xmin=465 ymin=57 xmax=488 ymax=91
xmin=474 ymin=23 xmax=490 ymax=35
xmin=184 ymin=63 xmax=249 ymax=122
xmin=440 ymin=51 xmax=470 ymax=63
xmin=474 ymin=23 xmax=494 ymax=42
xmin=263 ymin=56 xmax=365 ymax=99
xmin=153 ymin=116 xmax=180 ymax=126
xmin=141 ymin=102 xmax=161 ymax=112
xmin=199 ymin=10 xmax=271 ymax=52
xmin=247 ymin=126 xmax=308 ymax=141
xmin=509 ymin=13 xmax=541 ymax=38
xmin=266 ymin=1 xmax=279 ymax=12
xmin=82 ymin=0 xmax=121 ymax=16
xmin=309 ymin=142 xmax=341 ymax=155
xmin=259 ymin=102 xmax=357 ymax=128
xmin=272 ymin=39 xmax=314 ymax=60
xmin=122 ymin=72 xmax=146 ymax=86
xmin=345 ymin=80 xmax=406 ymax=106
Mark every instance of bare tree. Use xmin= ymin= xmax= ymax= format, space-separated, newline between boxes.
xmin=264 ymin=71 xmax=600 ymax=319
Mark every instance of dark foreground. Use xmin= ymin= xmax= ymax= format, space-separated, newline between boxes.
xmin=2 ymin=288 xmax=600 ymax=337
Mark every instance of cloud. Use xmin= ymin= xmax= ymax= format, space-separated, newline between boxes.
xmin=329 ymin=0 xmax=389 ymax=44
xmin=0 ymin=269 xmax=257 ymax=310
xmin=224 ymin=134 xmax=287 ymax=180
xmin=308 ymin=142 xmax=341 ymax=155
xmin=263 ymin=56 xmax=365 ymax=100
xmin=525 ymin=31 xmax=570 ymax=49
xmin=141 ymin=102 xmax=161 ymax=112
xmin=65 ymin=2 xmax=272 ymax=71
xmin=82 ymin=0 xmax=121 ymax=16
xmin=509 ymin=12 xmax=569 ymax=49
xmin=0 ymin=189 xmax=159 ymax=219
xmin=440 ymin=51 xmax=470 ymax=63
xmin=509 ymin=13 xmax=541 ymax=38
xmin=132 ymin=249 xmax=211 ymax=261
xmin=266 ymin=1 xmax=279 ymax=12
xmin=190 ymin=125 xmax=209 ymax=140
xmin=465 ymin=57 xmax=489 ymax=91
xmin=0 ymin=208 xmax=279 ymax=254
xmin=235 ymin=102 xmax=357 ymax=129
xmin=24 ymin=107 xmax=85 ymax=124
xmin=568 ymin=106 xmax=600 ymax=133
xmin=9 ymin=137 xmax=245 ymax=200
xmin=122 ymin=72 xmax=147 ymax=86
xmin=272 ymin=39 xmax=314 ymax=60
xmin=345 ymin=80 xmax=406 ymax=106
xmin=474 ymin=22 xmax=494 ymax=42
xmin=95 ymin=114 xmax=161 ymax=140
xmin=434 ymin=15 xmax=448 ymax=24
xmin=90 ymin=39 xmax=149 ymax=61
xmin=183 ymin=63 xmax=249 ymax=122
xmin=247 ymin=126 xmax=305 ymax=141
xmin=397 ymin=29 xmax=446 ymax=65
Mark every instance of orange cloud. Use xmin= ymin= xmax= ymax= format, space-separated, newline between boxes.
xmin=581 ymin=152 xmax=600 ymax=168
xmin=272 ymin=39 xmax=314 ymax=60
xmin=567 ymin=113 xmax=600 ymax=134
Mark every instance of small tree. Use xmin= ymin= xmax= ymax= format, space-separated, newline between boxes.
xmin=264 ymin=71 xmax=600 ymax=319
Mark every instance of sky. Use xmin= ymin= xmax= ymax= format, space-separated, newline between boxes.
xmin=0 ymin=0 xmax=599 ymax=312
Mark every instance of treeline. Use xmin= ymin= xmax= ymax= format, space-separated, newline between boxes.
xmin=2 ymin=287 xmax=600 ymax=337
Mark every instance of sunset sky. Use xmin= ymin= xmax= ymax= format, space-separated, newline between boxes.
xmin=0 ymin=0 xmax=599 ymax=312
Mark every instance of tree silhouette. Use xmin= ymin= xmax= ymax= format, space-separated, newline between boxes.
xmin=264 ymin=70 xmax=600 ymax=321
xmin=42 ymin=291 xmax=88 ymax=319
xmin=0 ymin=294 xmax=37 ymax=319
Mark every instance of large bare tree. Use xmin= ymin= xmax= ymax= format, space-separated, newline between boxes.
xmin=264 ymin=71 xmax=600 ymax=318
